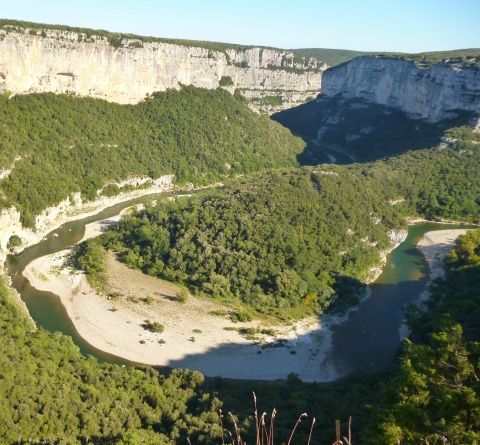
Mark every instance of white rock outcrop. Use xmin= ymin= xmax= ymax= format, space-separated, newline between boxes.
xmin=0 ymin=175 xmax=174 ymax=266
xmin=321 ymin=56 xmax=480 ymax=122
xmin=0 ymin=26 xmax=324 ymax=112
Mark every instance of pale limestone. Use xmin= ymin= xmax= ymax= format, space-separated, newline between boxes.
xmin=322 ymin=56 xmax=480 ymax=122
xmin=0 ymin=27 xmax=324 ymax=112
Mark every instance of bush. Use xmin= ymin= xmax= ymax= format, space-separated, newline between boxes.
xmin=176 ymin=289 xmax=189 ymax=303
xmin=74 ymin=239 xmax=105 ymax=276
xmin=230 ymin=311 xmax=253 ymax=323
xmin=7 ymin=235 xmax=22 ymax=251
xmin=262 ymin=95 xmax=283 ymax=106
xmin=219 ymin=76 xmax=234 ymax=87
xmin=142 ymin=319 xmax=164 ymax=333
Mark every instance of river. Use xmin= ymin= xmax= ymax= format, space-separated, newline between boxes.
xmin=5 ymin=197 xmax=472 ymax=377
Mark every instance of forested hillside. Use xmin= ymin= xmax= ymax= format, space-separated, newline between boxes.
xmin=76 ymin=127 xmax=480 ymax=320
xmin=81 ymin=169 xmax=405 ymax=320
xmin=0 ymin=279 xmax=223 ymax=444
xmin=0 ymin=87 xmax=303 ymax=226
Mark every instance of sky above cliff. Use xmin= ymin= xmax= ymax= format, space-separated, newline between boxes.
xmin=1 ymin=0 xmax=478 ymax=53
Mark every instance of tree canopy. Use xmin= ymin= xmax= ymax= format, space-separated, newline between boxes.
xmin=0 ymin=87 xmax=303 ymax=226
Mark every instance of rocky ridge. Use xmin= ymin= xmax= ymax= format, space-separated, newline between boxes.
xmin=321 ymin=56 xmax=480 ymax=122
xmin=0 ymin=25 xmax=325 ymax=112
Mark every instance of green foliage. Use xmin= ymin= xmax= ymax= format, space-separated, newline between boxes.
xmin=215 ymin=231 xmax=480 ymax=444
xmin=293 ymin=48 xmax=480 ymax=68
xmin=273 ymin=96 xmax=473 ymax=163
xmin=219 ymin=76 xmax=234 ymax=87
xmin=99 ymin=169 xmax=403 ymax=318
xmin=74 ymin=239 xmax=106 ymax=276
xmin=92 ymin=127 xmax=480 ymax=321
xmin=362 ymin=128 xmax=480 ymax=222
xmin=259 ymin=95 xmax=284 ymax=107
xmin=142 ymin=319 xmax=165 ymax=333
xmin=292 ymin=48 xmax=373 ymax=66
xmin=387 ymin=49 xmax=480 ymax=69
xmin=211 ymin=372 xmax=384 ymax=444
xmin=7 ymin=234 xmax=22 ymax=251
xmin=176 ymin=288 xmax=189 ymax=303
xmin=0 ymin=87 xmax=302 ymax=226
xmin=0 ymin=278 xmax=222 ymax=444
xmin=230 ymin=310 xmax=254 ymax=323
xmin=446 ymin=230 xmax=480 ymax=267
xmin=370 ymin=230 xmax=480 ymax=443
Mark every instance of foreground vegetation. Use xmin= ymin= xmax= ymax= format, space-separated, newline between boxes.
xmin=0 ymin=87 xmax=303 ymax=226
xmin=0 ymin=279 xmax=224 ymax=444
xmin=371 ymin=230 xmax=480 ymax=443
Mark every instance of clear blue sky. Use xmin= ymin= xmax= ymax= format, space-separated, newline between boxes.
xmin=1 ymin=0 xmax=478 ymax=52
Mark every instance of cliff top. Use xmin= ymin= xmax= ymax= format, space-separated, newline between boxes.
xmin=2 ymin=18 xmax=478 ymax=70
xmin=0 ymin=18 xmax=364 ymax=67
xmin=341 ymin=50 xmax=480 ymax=69
xmin=378 ymin=49 xmax=480 ymax=69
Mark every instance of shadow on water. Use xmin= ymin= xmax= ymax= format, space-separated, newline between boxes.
xmin=7 ymin=196 xmax=474 ymax=380
xmin=165 ymin=223 xmax=472 ymax=381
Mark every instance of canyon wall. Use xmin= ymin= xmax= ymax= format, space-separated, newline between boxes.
xmin=321 ymin=56 xmax=480 ymax=122
xmin=0 ymin=25 xmax=325 ymax=112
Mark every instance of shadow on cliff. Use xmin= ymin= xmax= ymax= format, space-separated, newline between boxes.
xmin=272 ymin=95 xmax=474 ymax=165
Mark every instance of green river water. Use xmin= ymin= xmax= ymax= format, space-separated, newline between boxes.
xmin=5 ymin=196 xmax=473 ymax=376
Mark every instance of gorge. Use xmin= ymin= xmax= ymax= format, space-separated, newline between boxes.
xmin=1 ymin=16 xmax=480 ymax=445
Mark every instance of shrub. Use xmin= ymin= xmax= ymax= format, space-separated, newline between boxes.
xmin=219 ymin=76 xmax=234 ymax=87
xmin=230 ymin=311 xmax=253 ymax=323
xmin=7 ymin=235 xmax=22 ymax=251
xmin=142 ymin=319 xmax=164 ymax=333
xmin=176 ymin=289 xmax=189 ymax=303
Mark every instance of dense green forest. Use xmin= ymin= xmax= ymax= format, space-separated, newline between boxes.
xmin=75 ymin=127 xmax=480 ymax=320
xmin=0 ymin=279 xmax=224 ymax=444
xmin=0 ymin=88 xmax=303 ymax=226
xmin=80 ymin=169 xmax=405 ymax=319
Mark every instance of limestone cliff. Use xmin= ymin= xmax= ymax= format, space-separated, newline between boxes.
xmin=321 ymin=56 xmax=480 ymax=122
xmin=0 ymin=25 xmax=325 ymax=112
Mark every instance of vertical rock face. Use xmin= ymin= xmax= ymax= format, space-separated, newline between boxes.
xmin=0 ymin=27 xmax=325 ymax=112
xmin=321 ymin=56 xmax=480 ymax=122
